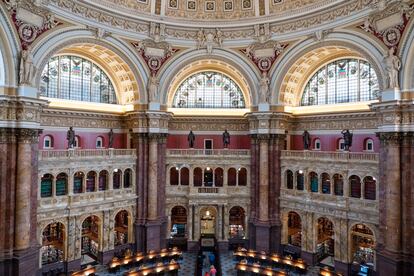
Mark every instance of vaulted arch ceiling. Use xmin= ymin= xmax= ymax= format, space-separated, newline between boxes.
xmin=279 ymin=46 xmax=364 ymax=106
xmin=54 ymin=43 xmax=139 ymax=104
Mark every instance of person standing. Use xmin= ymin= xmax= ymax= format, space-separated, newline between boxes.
xmin=209 ymin=265 xmax=217 ymax=276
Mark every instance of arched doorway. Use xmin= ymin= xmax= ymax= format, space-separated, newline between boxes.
xmin=81 ymin=216 xmax=100 ymax=264
xmin=41 ymin=222 xmax=65 ymax=266
xmin=229 ymin=206 xmax=245 ymax=239
xmin=316 ymin=217 xmax=334 ymax=265
xmin=114 ymin=210 xmax=129 ymax=246
xmin=170 ymin=206 xmax=187 ymax=238
xmin=351 ymin=224 xmax=375 ymax=270
xmin=200 ymin=206 xmax=216 ymax=237
xmin=287 ymin=212 xmax=302 ymax=247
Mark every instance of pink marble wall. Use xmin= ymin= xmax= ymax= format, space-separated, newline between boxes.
xmin=289 ymin=134 xmax=379 ymax=152
xmin=167 ymin=134 xmax=250 ymax=149
xmin=39 ymin=131 xmax=127 ymax=149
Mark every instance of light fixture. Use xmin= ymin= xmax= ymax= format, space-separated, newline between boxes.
xmin=206 ymin=167 xmax=211 ymax=171
xmin=298 ymin=170 xmax=303 ymax=174
xmin=114 ymin=169 xmax=118 ymax=172
xmin=206 ymin=210 xmax=210 ymax=216
xmin=175 ymin=167 xmax=179 ymax=171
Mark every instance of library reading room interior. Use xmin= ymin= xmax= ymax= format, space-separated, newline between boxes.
xmin=0 ymin=0 xmax=414 ymax=275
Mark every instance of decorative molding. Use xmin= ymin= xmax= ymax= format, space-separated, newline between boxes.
xmin=43 ymin=0 xmax=380 ymax=42
xmin=2 ymin=0 xmax=62 ymax=50
xmin=358 ymin=2 xmax=414 ymax=49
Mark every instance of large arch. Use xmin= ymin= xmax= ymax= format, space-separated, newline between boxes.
xmin=0 ymin=5 xmax=20 ymax=89
xmin=400 ymin=18 xmax=414 ymax=93
xmin=31 ymin=28 xmax=147 ymax=104
xmin=158 ymin=48 xmax=259 ymax=107
xmin=272 ymin=32 xmax=387 ymax=106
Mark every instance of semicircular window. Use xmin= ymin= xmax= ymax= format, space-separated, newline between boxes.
xmin=40 ymin=55 xmax=117 ymax=104
xmin=172 ymin=71 xmax=245 ymax=108
xmin=301 ymin=59 xmax=379 ymax=106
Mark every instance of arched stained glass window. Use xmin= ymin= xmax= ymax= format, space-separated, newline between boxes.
xmin=172 ymin=71 xmax=245 ymax=108
xmin=40 ymin=55 xmax=117 ymax=104
xmin=301 ymin=59 xmax=379 ymax=106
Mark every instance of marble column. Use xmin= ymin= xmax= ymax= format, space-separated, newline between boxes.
xmin=248 ymin=135 xmax=259 ymax=249
xmin=269 ymin=134 xmax=284 ymax=253
xmin=148 ymin=136 xmax=158 ymax=220
xmin=132 ymin=133 xmax=148 ymax=252
xmin=252 ymin=134 xmax=271 ymax=252
xmin=0 ymin=129 xmax=40 ymax=276
xmin=376 ymin=132 xmax=402 ymax=275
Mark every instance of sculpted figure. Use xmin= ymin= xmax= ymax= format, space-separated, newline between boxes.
xmin=384 ymin=47 xmax=401 ymax=89
xmin=259 ymin=72 xmax=270 ymax=103
xmin=108 ymin=129 xmax=114 ymax=148
xmin=205 ymin=32 xmax=215 ymax=54
xmin=215 ymin=28 xmax=223 ymax=48
xmin=188 ymin=130 xmax=195 ymax=148
xmin=67 ymin=127 xmax=76 ymax=148
xmin=223 ymin=129 xmax=230 ymax=148
xmin=148 ymin=74 xmax=159 ymax=102
xmin=341 ymin=129 xmax=353 ymax=151
xmin=19 ymin=46 xmax=36 ymax=85
xmin=302 ymin=130 xmax=311 ymax=150
xmin=196 ymin=29 xmax=205 ymax=50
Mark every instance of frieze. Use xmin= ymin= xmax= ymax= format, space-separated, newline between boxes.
xmin=169 ymin=117 xmax=249 ymax=132
xmin=0 ymin=97 xmax=46 ymax=123
xmin=41 ymin=108 xmax=124 ymax=128
xmin=291 ymin=112 xmax=379 ymax=131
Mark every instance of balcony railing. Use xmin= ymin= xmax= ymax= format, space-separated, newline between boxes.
xmin=281 ymin=150 xmax=378 ymax=162
xmin=198 ymin=187 xmax=219 ymax=193
xmin=39 ymin=149 xmax=136 ymax=161
xmin=167 ymin=149 xmax=250 ymax=157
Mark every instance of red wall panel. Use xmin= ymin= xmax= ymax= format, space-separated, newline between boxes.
xmin=290 ymin=134 xmax=379 ymax=152
xmin=39 ymin=131 xmax=126 ymax=149
xmin=167 ymin=134 xmax=250 ymax=149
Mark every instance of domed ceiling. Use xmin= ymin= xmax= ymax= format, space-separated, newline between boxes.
xmin=83 ymin=0 xmax=342 ymax=26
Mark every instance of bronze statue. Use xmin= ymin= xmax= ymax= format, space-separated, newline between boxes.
xmin=302 ymin=130 xmax=311 ymax=150
xmin=223 ymin=129 xmax=230 ymax=148
xmin=188 ymin=130 xmax=195 ymax=148
xmin=341 ymin=129 xmax=353 ymax=151
xmin=67 ymin=127 xmax=75 ymax=148
xmin=108 ymin=129 xmax=114 ymax=148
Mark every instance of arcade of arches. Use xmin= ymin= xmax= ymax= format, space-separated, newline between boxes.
xmin=1 ymin=0 xmax=414 ymax=275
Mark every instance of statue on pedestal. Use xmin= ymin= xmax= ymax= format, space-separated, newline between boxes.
xmin=67 ymin=127 xmax=75 ymax=148
xmin=19 ymin=46 xmax=36 ymax=86
xmin=384 ymin=47 xmax=401 ymax=89
xmin=188 ymin=130 xmax=195 ymax=148
xmin=259 ymin=72 xmax=270 ymax=103
xmin=148 ymin=74 xmax=159 ymax=102
xmin=223 ymin=129 xmax=230 ymax=148
xmin=108 ymin=129 xmax=114 ymax=148
xmin=341 ymin=129 xmax=353 ymax=151
xmin=302 ymin=130 xmax=311 ymax=150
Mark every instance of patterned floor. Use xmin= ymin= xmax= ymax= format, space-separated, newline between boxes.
xmin=178 ymin=252 xmax=197 ymax=276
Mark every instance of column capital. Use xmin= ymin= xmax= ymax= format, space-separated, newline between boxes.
xmin=0 ymin=128 xmax=41 ymax=144
xmin=148 ymin=133 xmax=168 ymax=143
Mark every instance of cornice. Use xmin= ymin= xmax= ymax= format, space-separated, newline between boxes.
xmin=42 ymin=0 xmax=379 ymax=43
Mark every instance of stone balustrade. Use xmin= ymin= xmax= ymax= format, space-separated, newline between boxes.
xmin=38 ymin=188 xmax=136 ymax=209
xmin=281 ymin=150 xmax=378 ymax=163
xmin=39 ymin=148 xmax=137 ymax=161
xmin=167 ymin=149 xmax=250 ymax=157
xmin=166 ymin=185 xmax=250 ymax=197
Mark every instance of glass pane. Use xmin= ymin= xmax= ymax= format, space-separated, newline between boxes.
xmin=173 ymin=71 xmax=245 ymax=108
